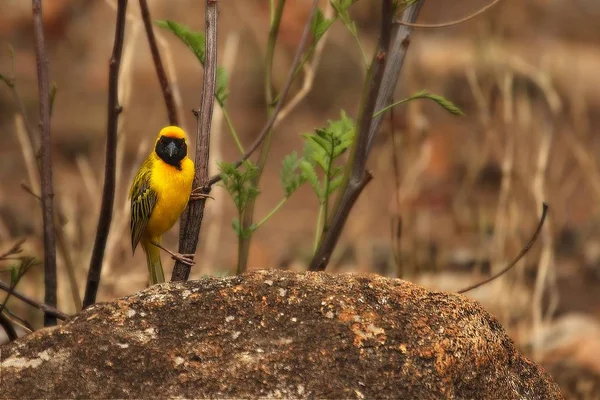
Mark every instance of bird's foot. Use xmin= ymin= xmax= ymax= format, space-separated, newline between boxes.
xmin=190 ymin=186 xmax=213 ymax=201
xmin=151 ymin=242 xmax=196 ymax=266
xmin=170 ymin=252 xmax=195 ymax=266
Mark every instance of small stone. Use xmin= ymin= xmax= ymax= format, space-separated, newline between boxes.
xmin=225 ymin=316 xmax=235 ymax=323
xmin=174 ymin=357 xmax=185 ymax=366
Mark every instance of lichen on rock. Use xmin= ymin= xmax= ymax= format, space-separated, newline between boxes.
xmin=0 ymin=270 xmax=562 ymax=399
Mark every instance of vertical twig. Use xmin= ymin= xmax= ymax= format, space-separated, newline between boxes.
xmin=139 ymin=0 xmax=179 ymax=126
xmin=83 ymin=0 xmax=128 ymax=308
xmin=490 ymin=72 xmax=515 ymax=273
xmin=171 ymin=0 xmax=219 ymax=282
xmin=32 ymin=0 xmax=58 ymax=326
xmin=237 ymin=0 xmax=288 ymax=274
xmin=366 ymin=1 xmax=425 ymax=153
xmin=203 ymin=32 xmax=241 ymax=272
xmin=274 ymin=1 xmax=334 ymax=127
xmin=207 ymin=1 xmax=319 ymax=186
xmin=309 ymin=0 xmax=395 ymax=271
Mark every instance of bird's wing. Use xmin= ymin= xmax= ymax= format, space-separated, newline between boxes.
xmin=129 ymin=158 xmax=158 ymax=253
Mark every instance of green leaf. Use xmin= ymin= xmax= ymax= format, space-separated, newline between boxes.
xmin=373 ymin=90 xmax=465 ymax=117
xmin=215 ymin=66 xmax=229 ymax=105
xmin=311 ymin=8 xmax=334 ymax=42
xmin=332 ymin=0 xmax=358 ymax=35
xmin=300 ymin=109 xmax=356 ymax=204
xmin=157 ymin=20 xmax=229 ymax=105
xmin=329 ymin=165 xmax=343 ymax=179
xmin=417 ymin=90 xmax=464 ymax=116
xmin=328 ymin=175 xmax=344 ymax=195
xmin=281 ymin=152 xmax=306 ymax=197
xmin=156 ymin=20 xmax=205 ymax=62
xmin=218 ymin=161 xmax=260 ymax=213
xmin=300 ymin=159 xmax=322 ymax=201
xmin=312 ymin=130 xmax=336 ymax=153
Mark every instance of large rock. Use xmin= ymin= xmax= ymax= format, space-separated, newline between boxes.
xmin=0 ymin=270 xmax=562 ymax=399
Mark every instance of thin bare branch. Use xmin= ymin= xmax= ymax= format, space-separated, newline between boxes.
xmin=309 ymin=0 xmax=395 ymax=272
xmin=32 ymin=0 xmax=58 ymax=327
xmin=458 ymin=203 xmax=549 ymax=294
xmin=2 ymin=309 xmax=33 ymax=335
xmin=83 ymin=0 xmax=128 ymax=308
xmin=171 ymin=0 xmax=219 ymax=281
xmin=207 ymin=0 xmax=319 ymax=186
xmin=395 ymin=0 xmax=501 ymax=28
xmin=367 ymin=1 xmax=425 ymax=153
xmin=203 ymin=32 xmax=241 ymax=272
xmin=0 ymin=280 xmax=69 ymax=321
xmin=0 ymin=313 xmax=18 ymax=342
xmin=274 ymin=2 xmax=334 ymax=127
xmin=139 ymin=0 xmax=179 ymax=125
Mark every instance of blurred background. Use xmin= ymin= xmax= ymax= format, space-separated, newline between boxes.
xmin=1 ymin=0 xmax=600 ymax=396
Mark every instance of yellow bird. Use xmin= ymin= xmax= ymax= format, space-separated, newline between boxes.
xmin=129 ymin=126 xmax=198 ymax=284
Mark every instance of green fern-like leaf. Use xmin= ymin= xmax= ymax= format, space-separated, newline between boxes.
xmin=300 ymin=159 xmax=322 ymax=201
xmin=218 ymin=161 xmax=260 ymax=212
xmin=281 ymin=152 xmax=306 ymax=197
xmin=311 ymin=8 xmax=335 ymax=42
xmin=332 ymin=0 xmax=359 ymax=36
xmin=156 ymin=20 xmax=205 ymax=62
xmin=328 ymin=175 xmax=344 ymax=195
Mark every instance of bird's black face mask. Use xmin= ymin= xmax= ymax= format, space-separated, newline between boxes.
xmin=155 ymin=136 xmax=187 ymax=169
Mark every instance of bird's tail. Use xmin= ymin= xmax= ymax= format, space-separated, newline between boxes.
xmin=142 ymin=240 xmax=165 ymax=284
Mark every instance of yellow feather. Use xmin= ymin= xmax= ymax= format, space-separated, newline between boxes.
xmin=129 ymin=126 xmax=195 ymax=284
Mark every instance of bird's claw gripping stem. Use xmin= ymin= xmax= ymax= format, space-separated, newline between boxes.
xmin=190 ymin=186 xmax=213 ymax=201
xmin=170 ymin=252 xmax=195 ymax=266
xmin=151 ymin=242 xmax=196 ymax=266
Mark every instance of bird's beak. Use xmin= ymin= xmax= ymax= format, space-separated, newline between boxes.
xmin=166 ymin=141 xmax=178 ymax=157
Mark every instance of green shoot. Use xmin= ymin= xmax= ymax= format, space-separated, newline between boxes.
xmin=218 ymin=161 xmax=260 ymax=239
xmin=300 ymin=111 xmax=355 ymax=252
xmin=331 ymin=0 xmax=368 ymax=66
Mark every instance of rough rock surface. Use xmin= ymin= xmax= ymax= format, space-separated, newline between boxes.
xmin=0 ymin=270 xmax=562 ymax=399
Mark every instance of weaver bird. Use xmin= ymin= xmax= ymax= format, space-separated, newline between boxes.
xmin=129 ymin=126 xmax=205 ymax=284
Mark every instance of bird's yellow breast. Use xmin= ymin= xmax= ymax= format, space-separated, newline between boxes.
xmin=145 ymin=155 xmax=194 ymax=241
